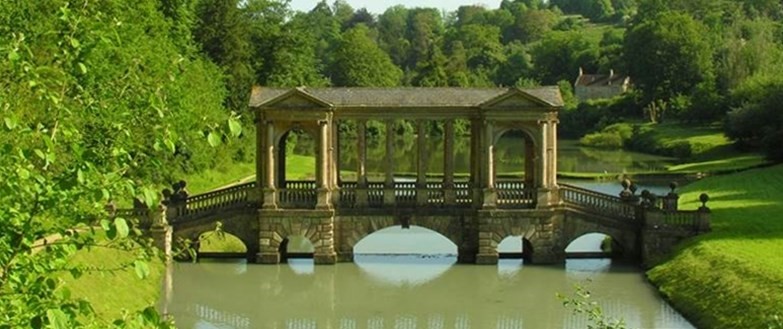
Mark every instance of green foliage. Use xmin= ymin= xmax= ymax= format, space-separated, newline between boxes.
xmin=725 ymin=78 xmax=783 ymax=161
xmin=558 ymin=283 xmax=628 ymax=329
xmin=648 ymin=164 xmax=783 ymax=329
xmin=580 ymin=123 xmax=633 ymax=148
xmin=625 ymin=11 xmax=715 ymax=106
xmin=332 ymin=24 xmax=402 ymax=86
xmin=532 ymin=31 xmax=600 ymax=84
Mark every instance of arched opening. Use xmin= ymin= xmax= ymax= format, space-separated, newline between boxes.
xmin=497 ymin=235 xmax=534 ymax=275
xmin=353 ymin=225 xmax=457 ymax=286
xmin=565 ymin=233 xmax=623 ymax=259
xmin=185 ymin=231 xmax=248 ymax=261
xmin=278 ymin=129 xmax=317 ymax=208
xmin=495 ymin=129 xmax=536 ymax=207
xmin=279 ymin=235 xmax=315 ymax=274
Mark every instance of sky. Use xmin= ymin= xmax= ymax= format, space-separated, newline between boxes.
xmin=288 ymin=0 xmax=503 ymax=15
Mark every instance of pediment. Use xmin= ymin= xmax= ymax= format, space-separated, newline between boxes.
xmin=260 ymin=88 xmax=332 ymax=109
xmin=480 ymin=88 xmax=551 ymax=109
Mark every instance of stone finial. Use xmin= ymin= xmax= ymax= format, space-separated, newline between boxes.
xmin=669 ymin=181 xmax=678 ymax=194
xmin=699 ymin=193 xmax=710 ymax=212
xmin=619 ymin=178 xmax=633 ymax=200
xmin=629 ymin=183 xmax=638 ymax=195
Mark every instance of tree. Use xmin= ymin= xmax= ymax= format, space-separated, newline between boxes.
xmin=531 ymin=31 xmax=600 ymax=84
xmin=624 ymin=11 xmax=715 ymax=106
xmin=194 ymin=0 xmax=255 ymax=112
xmin=332 ymin=25 xmax=402 ymax=86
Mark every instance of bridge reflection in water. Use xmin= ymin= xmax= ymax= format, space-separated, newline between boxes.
xmin=165 ymin=256 xmax=695 ymax=329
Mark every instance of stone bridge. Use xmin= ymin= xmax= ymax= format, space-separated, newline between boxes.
xmin=117 ymin=86 xmax=711 ymax=268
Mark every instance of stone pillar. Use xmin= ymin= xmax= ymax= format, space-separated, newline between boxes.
xmin=524 ymin=138 xmax=535 ymax=188
xmin=314 ymin=214 xmax=337 ymax=265
xmin=262 ymin=121 xmax=278 ymax=209
xmin=256 ymin=210 xmax=280 ymax=264
xmin=416 ymin=120 xmax=429 ymax=205
xmin=253 ymin=113 xmax=264 ymax=205
xmin=331 ymin=120 xmax=341 ymax=205
xmin=443 ymin=119 xmax=456 ymax=205
xmin=316 ymin=120 xmax=332 ymax=210
xmin=356 ymin=119 xmax=368 ymax=207
xmin=476 ymin=215 xmax=498 ymax=265
xmin=550 ymin=120 xmax=558 ymax=187
xmin=482 ymin=120 xmax=497 ymax=209
xmin=470 ymin=119 xmax=481 ymax=208
xmin=384 ymin=120 xmax=396 ymax=206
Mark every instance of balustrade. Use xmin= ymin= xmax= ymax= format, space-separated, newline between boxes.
xmin=559 ymin=183 xmax=636 ymax=220
xmin=279 ymin=180 xmax=317 ymax=208
xmin=496 ymin=181 xmax=536 ymax=208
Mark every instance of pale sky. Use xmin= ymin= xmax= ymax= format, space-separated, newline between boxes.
xmin=288 ymin=0 xmax=503 ymax=15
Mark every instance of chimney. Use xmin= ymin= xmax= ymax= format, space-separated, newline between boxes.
xmin=609 ymin=69 xmax=614 ymax=78
xmin=579 ymin=67 xmax=584 ymax=76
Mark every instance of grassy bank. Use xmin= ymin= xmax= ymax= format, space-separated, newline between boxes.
xmin=647 ymin=164 xmax=783 ymax=328
xmin=61 ymin=237 xmax=165 ymax=321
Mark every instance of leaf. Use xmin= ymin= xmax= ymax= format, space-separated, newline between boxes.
xmin=46 ymin=309 xmax=69 ymax=329
xmin=164 ymin=138 xmax=176 ymax=154
xmin=4 ymin=117 xmax=17 ymax=130
xmin=17 ymin=168 xmax=30 ymax=179
xmin=100 ymin=219 xmax=111 ymax=231
xmin=142 ymin=187 xmax=157 ymax=207
xmin=76 ymin=169 xmax=84 ymax=184
xmin=207 ymin=131 xmax=220 ymax=147
xmin=77 ymin=62 xmax=87 ymax=74
xmin=227 ymin=117 xmax=242 ymax=137
xmin=133 ymin=260 xmax=150 ymax=279
xmin=8 ymin=50 xmax=19 ymax=62
xmin=69 ymin=38 xmax=80 ymax=48
xmin=114 ymin=217 xmax=129 ymax=238
xmin=34 ymin=149 xmax=46 ymax=160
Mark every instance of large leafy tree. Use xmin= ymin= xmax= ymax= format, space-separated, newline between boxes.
xmin=194 ymin=0 xmax=255 ymax=112
xmin=531 ymin=31 xmax=600 ymax=84
xmin=624 ymin=11 xmax=714 ymax=105
xmin=332 ymin=25 xmax=402 ymax=87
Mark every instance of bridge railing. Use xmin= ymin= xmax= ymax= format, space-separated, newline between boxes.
xmin=496 ymin=181 xmax=536 ymax=208
xmin=172 ymin=182 xmax=256 ymax=221
xmin=559 ymin=183 xmax=636 ymax=220
xmin=279 ymin=180 xmax=317 ymax=208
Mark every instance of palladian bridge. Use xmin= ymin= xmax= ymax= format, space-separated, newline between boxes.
xmin=117 ymin=86 xmax=711 ymax=268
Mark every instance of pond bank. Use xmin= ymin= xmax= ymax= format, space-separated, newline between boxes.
xmin=647 ymin=164 xmax=783 ymax=329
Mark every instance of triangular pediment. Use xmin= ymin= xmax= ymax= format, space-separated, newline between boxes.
xmin=480 ymin=88 xmax=552 ymax=109
xmin=260 ymin=87 xmax=332 ymax=109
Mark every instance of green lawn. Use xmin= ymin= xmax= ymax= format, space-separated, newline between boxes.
xmin=647 ymin=164 xmax=783 ymax=329
xmin=61 ymin=236 xmax=165 ymax=322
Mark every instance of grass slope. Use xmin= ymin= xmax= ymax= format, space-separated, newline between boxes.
xmin=647 ymin=164 xmax=783 ymax=329
xmin=61 ymin=238 xmax=165 ymax=321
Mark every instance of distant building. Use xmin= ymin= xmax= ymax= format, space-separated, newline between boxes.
xmin=574 ymin=68 xmax=631 ymax=101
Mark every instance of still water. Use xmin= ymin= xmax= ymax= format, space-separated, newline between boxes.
xmin=166 ymin=189 xmax=695 ymax=329
xmin=166 ymin=138 xmax=691 ymax=328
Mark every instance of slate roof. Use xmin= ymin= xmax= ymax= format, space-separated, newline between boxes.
xmin=575 ymin=73 xmax=629 ymax=87
xmin=249 ymin=86 xmax=564 ymax=108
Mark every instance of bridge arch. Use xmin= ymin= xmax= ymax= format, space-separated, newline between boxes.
xmin=171 ymin=211 xmax=259 ymax=260
xmin=558 ymin=214 xmax=640 ymax=261
xmin=338 ymin=216 xmax=463 ymax=257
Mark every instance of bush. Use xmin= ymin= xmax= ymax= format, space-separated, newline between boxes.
xmin=579 ymin=123 xmax=633 ymax=148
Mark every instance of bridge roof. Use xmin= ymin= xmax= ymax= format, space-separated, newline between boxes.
xmin=249 ymin=86 xmax=564 ymax=109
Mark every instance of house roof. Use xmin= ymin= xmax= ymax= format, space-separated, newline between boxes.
xmin=248 ymin=86 xmax=564 ymax=108
xmin=575 ymin=73 xmax=629 ymax=87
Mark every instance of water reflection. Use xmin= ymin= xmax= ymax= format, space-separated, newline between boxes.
xmin=168 ymin=255 xmax=694 ymax=329
xmin=354 ymin=254 xmax=456 ymax=286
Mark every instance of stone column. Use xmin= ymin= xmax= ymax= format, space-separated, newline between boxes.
xmin=253 ymin=113 xmax=264 ymax=205
xmin=443 ymin=119 xmax=456 ymax=205
xmin=316 ymin=120 xmax=332 ymax=210
xmin=550 ymin=120 xmax=558 ymax=188
xmin=470 ymin=119 xmax=481 ymax=207
xmin=356 ymin=119 xmax=368 ymax=207
xmin=150 ymin=204 xmax=172 ymax=259
xmin=482 ymin=120 xmax=497 ymax=209
xmin=383 ymin=120 xmax=396 ymax=206
xmin=313 ymin=213 xmax=337 ymax=265
xmin=262 ymin=121 xmax=278 ymax=209
xmin=331 ymin=120 xmax=341 ymax=205
xmin=524 ymin=138 xmax=535 ymax=188
xmin=416 ymin=120 xmax=429 ymax=205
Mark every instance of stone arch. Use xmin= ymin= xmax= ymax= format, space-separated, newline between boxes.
xmin=558 ymin=216 xmax=639 ymax=261
xmin=340 ymin=216 xmax=462 ymax=254
xmin=171 ymin=214 xmax=259 ymax=259
xmin=275 ymin=126 xmax=318 ymax=184
xmin=492 ymin=125 xmax=540 ymax=189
